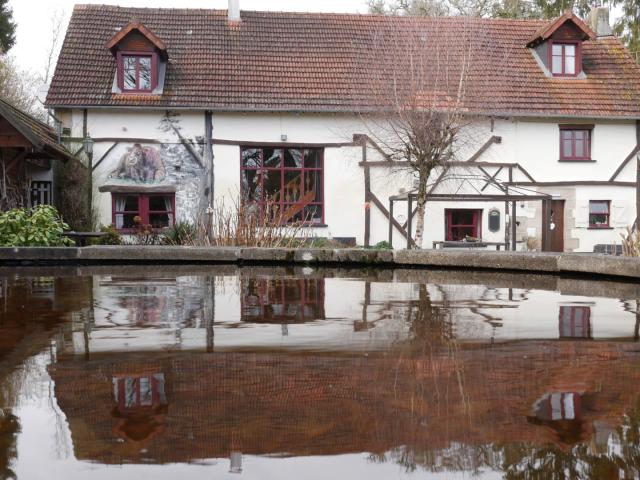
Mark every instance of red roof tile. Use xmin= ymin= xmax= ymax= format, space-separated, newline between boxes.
xmin=46 ymin=5 xmax=640 ymax=118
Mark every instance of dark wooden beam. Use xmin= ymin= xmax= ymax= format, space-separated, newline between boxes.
xmin=609 ymin=144 xmax=640 ymax=182
xmin=467 ymin=135 xmax=502 ymax=162
xmin=92 ymin=142 xmax=119 ymax=171
xmin=370 ymin=193 xmax=416 ymax=247
xmin=509 ymin=181 xmax=636 ymax=187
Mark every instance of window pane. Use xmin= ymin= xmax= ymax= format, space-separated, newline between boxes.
xmin=123 ymin=69 xmax=137 ymax=90
xmin=149 ymin=213 xmax=170 ymax=228
xmin=304 ymin=149 xmax=322 ymax=168
xmin=589 ymin=214 xmax=608 ymax=225
xmin=119 ymin=196 xmax=138 ymax=211
xmin=589 ymin=201 xmax=609 ymax=214
xmin=552 ymin=55 xmax=563 ymax=74
xmin=565 ymin=56 xmax=576 ymax=75
xmin=242 ymin=148 xmax=261 ymax=168
xmin=242 ymin=169 xmax=262 ymax=201
xmin=304 ymin=205 xmax=323 ymax=223
xmin=305 ymin=170 xmax=322 ymax=202
xmin=139 ymin=57 xmax=152 ymax=90
xmin=263 ymin=148 xmax=282 ymax=168
xmin=284 ymin=149 xmax=302 ymax=168
xmin=263 ymin=170 xmax=282 ymax=201
xmin=284 ymin=171 xmax=302 ymax=202
xmin=564 ymin=44 xmax=576 ymax=57
xmin=575 ymin=137 xmax=584 ymax=157
xmin=149 ymin=195 xmax=171 ymax=211
xmin=562 ymin=138 xmax=573 ymax=158
xmin=552 ymin=44 xmax=563 ymax=56
xmin=122 ymin=214 xmax=138 ymax=228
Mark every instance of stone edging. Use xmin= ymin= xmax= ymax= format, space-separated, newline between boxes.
xmin=0 ymin=246 xmax=637 ymax=280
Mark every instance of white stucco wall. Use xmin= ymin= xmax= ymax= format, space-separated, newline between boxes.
xmin=59 ymin=108 xmax=639 ymax=251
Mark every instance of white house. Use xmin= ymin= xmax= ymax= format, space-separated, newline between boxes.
xmin=46 ymin=3 xmax=640 ymax=252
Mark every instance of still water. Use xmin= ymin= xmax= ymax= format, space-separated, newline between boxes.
xmin=0 ymin=265 xmax=640 ymax=479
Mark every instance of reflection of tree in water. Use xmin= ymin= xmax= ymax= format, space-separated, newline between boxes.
xmin=0 ymin=409 xmax=19 ymax=480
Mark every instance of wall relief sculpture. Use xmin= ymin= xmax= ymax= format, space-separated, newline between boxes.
xmin=110 ymin=144 xmax=166 ymax=182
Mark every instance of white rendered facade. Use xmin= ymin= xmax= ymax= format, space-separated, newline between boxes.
xmin=55 ymin=107 xmax=638 ymax=252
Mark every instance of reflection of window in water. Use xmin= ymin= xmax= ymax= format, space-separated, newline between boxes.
xmin=241 ymin=278 xmax=325 ymax=323
xmin=113 ymin=374 xmax=167 ymax=410
xmin=529 ymin=391 xmax=590 ymax=445
xmin=559 ymin=305 xmax=592 ymax=339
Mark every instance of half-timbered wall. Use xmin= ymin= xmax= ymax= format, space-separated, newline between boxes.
xmin=61 ymin=108 xmax=639 ymax=252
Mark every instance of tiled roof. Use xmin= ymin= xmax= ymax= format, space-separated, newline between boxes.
xmin=46 ymin=5 xmax=640 ymax=118
xmin=0 ymin=98 xmax=72 ymax=161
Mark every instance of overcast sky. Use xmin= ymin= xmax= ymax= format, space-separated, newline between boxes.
xmin=9 ymin=0 xmax=370 ymax=76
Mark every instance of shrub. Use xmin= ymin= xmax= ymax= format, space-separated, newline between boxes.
xmin=621 ymin=226 xmax=640 ymax=256
xmin=98 ymin=224 xmax=122 ymax=245
xmin=373 ymin=240 xmax=392 ymax=250
xmin=164 ymin=222 xmax=196 ymax=246
xmin=0 ymin=205 xmax=74 ymax=247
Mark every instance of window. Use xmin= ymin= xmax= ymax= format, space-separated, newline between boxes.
xmin=588 ymin=200 xmax=610 ymax=228
xmin=550 ymin=42 xmax=578 ymax=77
xmin=559 ymin=305 xmax=591 ymax=339
xmin=30 ymin=181 xmax=52 ymax=206
xmin=117 ymin=53 xmax=156 ymax=92
xmin=241 ymin=278 xmax=325 ymax=323
xmin=445 ymin=209 xmax=481 ymax=241
xmin=560 ymin=127 xmax=591 ymax=160
xmin=112 ymin=193 xmax=174 ymax=230
xmin=241 ymin=147 xmax=323 ymax=224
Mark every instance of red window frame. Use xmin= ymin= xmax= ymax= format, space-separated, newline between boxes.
xmin=559 ymin=305 xmax=592 ymax=338
xmin=240 ymin=147 xmax=325 ymax=225
xmin=559 ymin=126 xmax=592 ymax=161
xmin=548 ymin=40 xmax=581 ymax=77
xmin=111 ymin=193 xmax=175 ymax=232
xmin=117 ymin=51 xmax=158 ymax=92
xmin=445 ymin=209 xmax=481 ymax=241
xmin=588 ymin=200 xmax=610 ymax=228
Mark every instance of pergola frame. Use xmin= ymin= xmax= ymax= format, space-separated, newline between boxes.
xmin=388 ymin=179 xmax=552 ymax=250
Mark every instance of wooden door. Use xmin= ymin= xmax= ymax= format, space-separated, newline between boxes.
xmin=542 ymin=200 xmax=565 ymax=252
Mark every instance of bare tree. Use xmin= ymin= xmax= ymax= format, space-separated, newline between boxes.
xmin=0 ymin=55 xmax=41 ymax=116
xmin=42 ymin=9 xmax=65 ymax=86
xmin=359 ymin=17 xmax=480 ymax=247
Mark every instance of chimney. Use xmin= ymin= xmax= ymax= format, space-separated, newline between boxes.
xmin=228 ymin=0 xmax=240 ymax=22
xmin=587 ymin=7 xmax=612 ymax=37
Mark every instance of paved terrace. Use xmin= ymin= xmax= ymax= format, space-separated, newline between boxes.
xmin=0 ymin=247 xmax=638 ymax=280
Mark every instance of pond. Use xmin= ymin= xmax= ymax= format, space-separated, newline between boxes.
xmin=0 ymin=265 xmax=639 ymax=479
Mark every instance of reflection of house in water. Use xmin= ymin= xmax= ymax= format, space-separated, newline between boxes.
xmin=559 ymin=305 xmax=592 ymax=339
xmin=50 ymin=339 xmax=640 ymax=471
xmin=241 ymin=278 xmax=325 ymax=323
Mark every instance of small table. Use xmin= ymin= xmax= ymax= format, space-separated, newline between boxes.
xmin=432 ymin=240 xmax=508 ymax=251
xmin=63 ymin=231 xmax=106 ymax=247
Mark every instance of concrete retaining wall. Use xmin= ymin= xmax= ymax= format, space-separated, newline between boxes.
xmin=0 ymin=246 xmax=637 ymax=280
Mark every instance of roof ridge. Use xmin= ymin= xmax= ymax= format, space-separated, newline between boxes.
xmin=71 ymin=4 xmax=550 ymax=24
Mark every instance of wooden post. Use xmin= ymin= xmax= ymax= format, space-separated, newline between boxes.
xmin=388 ymin=199 xmax=394 ymax=247
xmin=407 ymin=195 xmax=413 ymax=249
xmin=636 ymin=154 xmax=640 ymax=231
xmin=205 ymin=111 xmax=214 ymax=203
xmin=636 ymin=120 xmax=640 ymax=231
xmin=362 ymin=139 xmax=371 ymax=247
xmin=505 ymin=201 xmax=510 ymax=250
xmin=511 ymin=200 xmax=517 ymax=251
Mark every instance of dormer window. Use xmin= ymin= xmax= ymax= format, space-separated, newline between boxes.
xmin=106 ymin=22 xmax=168 ymax=96
xmin=527 ymin=12 xmax=595 ymax=79
xmin=551 ymin=42 xmax=578 ymax=76
xmin=118 ymin=53 xmax=157 ymax=92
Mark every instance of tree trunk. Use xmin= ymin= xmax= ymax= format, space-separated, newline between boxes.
xmin=413 ymin=170 xmax=429 ymax=248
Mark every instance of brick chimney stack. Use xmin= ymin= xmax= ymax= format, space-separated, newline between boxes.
xmin=228 ymin=0 xmax=240 ymax=22
xmin=587 ymin=7 xmax=613 ymax=37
